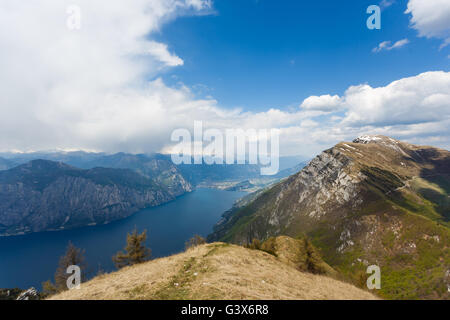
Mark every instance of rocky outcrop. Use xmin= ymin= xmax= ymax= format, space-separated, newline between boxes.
xmin=16 ymin=287 xmax=40 ymax=300
xmin=79 ymin=153 xmax=192 ymax=197
xmin=0 ymin=287 xmax=40 ymax=300
xmin=0 ymin=152 xmax=193 ymax=197
xmin=0 ymin=160 xmax=183 ymax=236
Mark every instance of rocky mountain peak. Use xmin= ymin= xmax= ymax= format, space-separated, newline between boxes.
xmin=209 ymin=136 xmax=450 ymax=299
xmin=353 ymin=134 xmax=399 ymax=145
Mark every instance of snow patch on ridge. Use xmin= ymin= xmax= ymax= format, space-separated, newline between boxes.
xmin=353 ymin=135 xmax=382 ymax=144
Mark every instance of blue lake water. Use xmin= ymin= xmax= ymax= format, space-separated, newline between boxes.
xmin=0 ymin=188 xmax=245 ymax=290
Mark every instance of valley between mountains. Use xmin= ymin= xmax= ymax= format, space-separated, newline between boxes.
xmin=0 ymin=135 xmax=448 ymax=300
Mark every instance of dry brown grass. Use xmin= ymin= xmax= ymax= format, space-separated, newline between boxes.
xmin=49 ymin=242 xmax=378 ymax=300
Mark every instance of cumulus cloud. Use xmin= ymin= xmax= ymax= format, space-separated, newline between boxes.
xmin=292 ymin=71 xmax=450 ymax=155
xmin=300 ymin=95 xmax=342 ymax=112
xmin=0 ymin=1 xmax=448 ymax=159
xmin=341 ymin=71 xmax=450 ymax=126
xmin=0 ymin=0 xmax=211 ymax=153
xmin=372 ymin=39 xmax=409 ymax=52
xmin=405 ymin=0 xmax=450 ymax=47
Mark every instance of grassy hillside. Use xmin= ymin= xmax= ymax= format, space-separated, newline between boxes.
xmin=209 ymin=136 xmax=450 ymax=300
xmin=49 ymin=239 xmax=377 ymax=300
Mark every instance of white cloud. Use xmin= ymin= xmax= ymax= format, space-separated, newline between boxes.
xmin=291 ymin=71 xmax=450 ymax=155
xmin=0 ymin=1 xmax=448 ymax=159
xmin=186 ymin=0 xmax=213 ymax=10
xmin=372 ymin=39 xmax=409 ymax=52
xmin=147 ymin=41 xmax=184 ymax=67
xmin=390 ymin=38 xmax=410 ymax=49
xmin=300 ymin=94 xmax=342 ymax=112
xmin=405 ymin=0 xmax=450 ymax=47
xmin=341 ymin=71 xmax=450 ymax=126
xmin=0 ymin=0 xmax=211 ymax=153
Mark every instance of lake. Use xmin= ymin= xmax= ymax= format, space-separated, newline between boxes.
xmin=0 ymin=188 xmax=245 ymax=290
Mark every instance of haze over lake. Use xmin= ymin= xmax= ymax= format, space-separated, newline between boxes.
xmin=0 ymin=188 xmax=245 ymax=289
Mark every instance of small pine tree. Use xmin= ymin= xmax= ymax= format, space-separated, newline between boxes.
xmin=42 ymin=241 xmax=86 ymax=296
xmin=113 ymin=228 xmax=151 ymax=269
xmin=54 ymin=241 xmax=87 ymax=291
xmin=185 ymin=234 xmax=206 ymax=250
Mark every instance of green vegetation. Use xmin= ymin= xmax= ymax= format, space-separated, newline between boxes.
xmin=410 ymin=177 xmax=450 ymax=222
xmin=301 ymin=237 xmax=327 ymax=275
xmin=152 ymin=257 xmax=199 ymax=300
xmin=217 ymin=184 xmax=282 ymax=243
xmin=361 ymin=166 xmax=404 ymax=194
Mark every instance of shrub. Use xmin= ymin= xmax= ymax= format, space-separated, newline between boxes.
xmin=301 ymin=238 xmax=327 ymax=275
xmin=260 ymin=237 xmax=278 ymax=256
xmin=185 ymin=235 xmax=207 ymax=250
xmin=246 ymin=238 xmax=262 ymax=250
xmin=113 ymin=228 xmax=151 ymax=269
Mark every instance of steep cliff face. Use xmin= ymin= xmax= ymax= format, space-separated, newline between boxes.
xmin=0 ymin=152 xmax=193 ymax=197
xmin=210 ymin=135 xmax=450 ymax=299
xmin=80 ymin=153 xmax=193 ymax=197
xmin=0 ymin=160 xmax=178 ymax=236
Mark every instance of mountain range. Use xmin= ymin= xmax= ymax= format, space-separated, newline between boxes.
xmin=1 ymin=135 xmax=449 ymax=299
xmin=0 ymin=152 xmax=304 ymax=236
xmin=0 ymin=159 xmax=191 ymax=236
xmin=0 ymin=152 xmax=304 ymax=186
xmin=209 ymin=135 xmax=450 ymax=299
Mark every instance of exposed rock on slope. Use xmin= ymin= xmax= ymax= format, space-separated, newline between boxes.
xmin=210 ymin=135 xmax=450 ymax=299
xmin=79 ymin=153 xmax=192 ymax=197
xmin=0 ymin=160 xmax=181 ymax=236
xmin=0 ymin=287 xmax=40 ymax=300
xmin=49 ymin=240 xmax=377 ymax=300
xmin=16 ymin=287 xmax=40 ymax=300
xmin=0 ymin=152 xmax=193 ymax=197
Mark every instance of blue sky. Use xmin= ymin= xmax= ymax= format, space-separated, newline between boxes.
xmin=0 ymin=0 xmax=449 ymax=156
xmin=158 ymin=0 xmax=449 ymax=111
